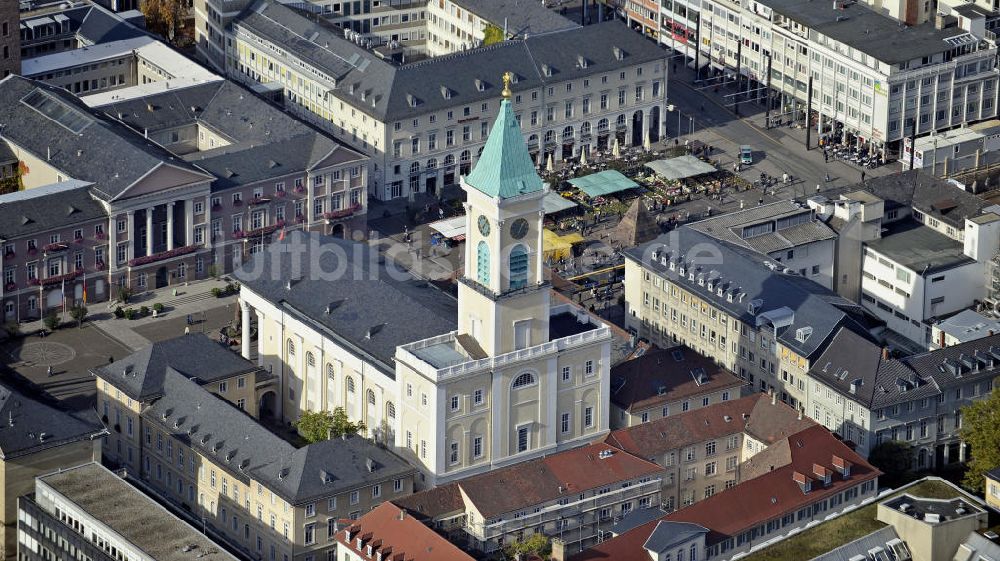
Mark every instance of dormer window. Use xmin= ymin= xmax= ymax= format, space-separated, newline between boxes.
xmin=441 ymin=86 xmax=452 ymax=99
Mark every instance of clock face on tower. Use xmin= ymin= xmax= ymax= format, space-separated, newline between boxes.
xmin=510 ymin=218 xmax=529 ymax=240
xmin=478 ymin=215 xmax=491 ymax=236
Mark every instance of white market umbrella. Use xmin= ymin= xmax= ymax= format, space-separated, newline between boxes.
xmin=580 ymin=148 xmax=588 ymax=167
xmin=546 ymin=153 xmax=555 ymax=172
xmin=612 ymin=137 xmax=621 ymax=158
xmin=643 ymin=129 xmax=652 ymax=151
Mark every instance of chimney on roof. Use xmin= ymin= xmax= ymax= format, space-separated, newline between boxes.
xmin=398 ymin=509 xmax=405 ymax=521
xmin=798 ymin=408 xmax=803 ymax=420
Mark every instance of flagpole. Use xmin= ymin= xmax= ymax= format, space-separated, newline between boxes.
xmin=61 ymin=278 xmax=66 ymax=323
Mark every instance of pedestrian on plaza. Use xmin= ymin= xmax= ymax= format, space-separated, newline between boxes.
xmin=47 ymin=366 xmax=52 ymax=377
xmin=825 ymin=173 xmax=831 ymax=182
xmin=184 ymin=326 xmax=190 ymax=335
xmin=816 ymin=184 xmax=821 ymax=193
xmin=782 ymin=172 xmax=788 ymax=184
xmin=861 ymin=171 xmax=867 ymax=183
xmin=108 ymin=356 xmax=114 ymax=364
xmin=824 ymin=152 xmax=829 ymax=163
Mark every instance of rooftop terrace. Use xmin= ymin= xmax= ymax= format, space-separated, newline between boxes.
xmin=741 ymin=478 xmax=985 ymax=561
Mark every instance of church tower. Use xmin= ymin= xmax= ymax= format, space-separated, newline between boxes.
xmin=457 ymin=72 xmax=550 ymax=357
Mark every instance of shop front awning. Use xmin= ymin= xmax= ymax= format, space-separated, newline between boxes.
xmin=428 ymin=215 xmax=466 ymax=239
xmin=543 ymin=191 xmax=579 ymax=215
xmin=644 ymin=155 xmax=717 ymax=180
xmin=567 ymin=170 xmax=639 ymax=198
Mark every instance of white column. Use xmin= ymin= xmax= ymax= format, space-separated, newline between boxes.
xmin=166 ymin=202 xmax=175 ymax=251
xmin=126 ymin=210 xmax=136 ymax=261
xmin=145 ymin=207 xmax=154 ymax=256
xmin=241 ymin=301 xmax=251 ymax=359
xmin=255 ymin=310 xmax=264 ymax=367
xmin=184 ymin=200 xmax=194 ymax=246
xmin=204 ymin=195 xmax=213 ymax=249
xmin=108 ymin=216 xmax=117 ymax=272
xmin=535 ymin=210 xmax=544 ymax=283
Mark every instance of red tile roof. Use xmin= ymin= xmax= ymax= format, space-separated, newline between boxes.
xmin=572 ymin=425 xmax=880 ymax=560
xmin=605 ymin=392 xmax=816 ymax=461
xmin=336 ymin=502 xmax=475 ymax=561
xmin=611 ymin=346 xmax=744 ymax=413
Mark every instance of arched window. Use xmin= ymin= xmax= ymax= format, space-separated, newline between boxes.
xmin=426 ymin=158 xmax=438 ymax=170
xmin=509 ymin=244 xmax=528 ymax=290
xmin=367 ymin=389 xmax=376 ymax=406
xmin=346 ymin=376 xmax=356 ymax=393
xmin=409 ymin=161 xmax=420 ymax=175
xmin=306 ymin=352 xmax=315 ymax=367
xmin=286 ymin=339 xmax=295 ymax=359
xmin=598 ymin=118 xmax=609 ymax=133
xmin=581 ymin=122 xmax=592 ymax=136
xmin=460 ymin=150 xmax=471 ymax=162
xmin=477 ymin=241 xmax=490 ymax=285
xmin=544 ymin=130 xmax=555 ymax=144
xmin=512 ymin=372 xmax=535 ymax=389
xmin=326 ymin=363 xmax=335 ymax=380
xmin=444 ymin=154 xmax=455 ymax=168
xmin=616 ymin=114 xmax=627 ymax=127
xmin=562 ymin=126 xmax=574 ymax=141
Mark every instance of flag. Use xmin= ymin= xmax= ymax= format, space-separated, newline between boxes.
xmin=61 ymin=278 xmax=65 ymax=306
xmin=82 ymin=272 xmax=87 ymax=305
xmin=278 ymin=228 xmax=286 ymax=241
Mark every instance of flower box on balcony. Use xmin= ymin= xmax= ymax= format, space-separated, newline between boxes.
xmin=39 ymin=270 xmax=80 ymax=287
xmin=4 ymin=250 xmax=14 ymax=259
xmin=233 ymin=199 xmax=244 ymax=207
xmin=212 ymin=204 xmax=223 ymax=211
xmin=4 ymin=282 xmax=15 ymax=292
xmin=249 ymin=197 xmax=271 ymax=207
xmin=233 ymin=230 xmax=246 ymax=239
xmin=274 ymin=190 xmax=287 ymax=199
xmin=323 ymin=204 xmax=362 ymax=221
xmin=74 ymin=235 xmax=84 ymax=243
xmin=96 ymin=261 xmax=107 ymax=270
xmin=43 ymin=242 xmax=69 ymax=253
xmin=126 ymin=244 xmax=199 ymax=268
xmin=295 ymin=214 xmax=306 ymax=224
xmin=28 ymin=278 xmax=39 ymax=286
xmin=95 ymin=232 xmax=107 ymax=241
xmin=294 ymin=185 xmax=306 ymax=194
xmin=27 ymin=248 xmax=37 ymax=257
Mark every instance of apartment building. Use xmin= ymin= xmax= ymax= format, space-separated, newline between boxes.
xmin=573 ymin=424 xmax=880 ymax=561
xmin=239 ymin=89 xmax=614 ymax=487
xmin=19 ymin=3 xmax=146 ymax=60
xmin=93 ymin=336 xmax=417 ymax=561
xmin=21 ymin=35 xmax=218 ymax=96
xmin=0 ymin=382 xmax=104 ymax=560
xmin=18 ymin=463 xmax=239 ymax=561
xmin=394 ymin=442 xmax=662 ymax=555
xmin=610 ymin=345 xmax=744 ymax=428
xmin=902 ymin=120 xmax=1000 ymax=176
xmin=816 ymin=172 xmax=1000 ymax=345
xmin=0 ymin=0 xmax=18 ymax=77
xmin=808 ymin=330 xmax=1000 ymax=467
xmin=0 ymin=75 xmax=368 ymax=320
xmin=223 ymin=0 xmax=668 ymax=200
xmin=623 ymin=226 xmax=874 ymax=412
xmin=626 ymin=0 xmax=999 ymax=156
xmin=336 ymin=502 xmax=474 ymax=561
xmin=425 ymin=0 xmax=578 ymax=56
xmin=688 ymin=201 xmax=838 ymax=291
xmin=605 ymin=393 xmax=816 ymax=512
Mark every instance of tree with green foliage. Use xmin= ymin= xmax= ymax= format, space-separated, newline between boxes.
xmin=960 ymin=389 xmax=1000 ymax=492
xmin=295 ymin=407 xmax=366 ymax=443
xmin=868 ymin=440 xmax=915 ymax=488
xmin=43 ymin=310 xmax=60 ymax=333
xmin=70 ymin=305 xmax=88 ymax=328
xmin=483 ymin=23 xmax=504 ymax=46
xmin=504 ymin=533 xmax=550 ymax=560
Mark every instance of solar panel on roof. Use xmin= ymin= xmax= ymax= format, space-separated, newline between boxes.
xmin=21 ymin=88 xmax=93 ymax=134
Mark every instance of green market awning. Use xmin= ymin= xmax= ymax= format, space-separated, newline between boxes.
xmin=543 ymin=191 xmax=578 ymax=215
xmin=567 ymin=170 xmax=639 ymax=198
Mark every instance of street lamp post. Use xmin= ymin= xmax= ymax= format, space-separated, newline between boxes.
xmin=667 ymin=104 xmax=681 ymax=137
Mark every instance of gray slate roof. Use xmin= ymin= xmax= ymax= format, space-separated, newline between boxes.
xmin=0 ymin=75 xmax=209 ymax=202
xmin=143 ymin=368 xmax=414 ymax=504
xmin=626 ymin=227 xmax=871 ymax=359
xmin=811 ymin=330 xmax=1000 ymax=408
xmin=761 ymin=0 xmax=983 ymax=64
xmin=0 ymin=180 xmax=106 ymax=239
xmin=38 ymin=463 xmax=239 ymax=561
xmin=235 ymin=1 xmax=666 ymax=122
xmin=0 ymin=380 xmax=104 ymax=460
xmin=234 ymin=230 xmax=457 ymax=372
xmin=826 ymin=170 xmax=992 ymax=229
xmin=92 ymin=80 xmax=366 ymax=192
xmin=448 ymin=0 xmax=578 ymax=37
xmin=93 ymin=333 xmax=261 ymax=401
xmin=689 ymin=200 xmax=836 ymax=256
xmin=642 ymin=521 xmax=709 ymax=554
xmin=865 ymin=219 xmax=973 ymax=275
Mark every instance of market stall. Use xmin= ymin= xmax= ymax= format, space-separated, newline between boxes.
xmin=428 ymin=215 xmax=466 ymax=247
xmin=567 ymin=170 xmax=640 ymax=199
xmin=543 ymin=229 xmax=586 ymax=262
xmin=644 ymin=155 xmax=716 ymax=180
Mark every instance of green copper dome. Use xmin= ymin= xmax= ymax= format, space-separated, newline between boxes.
xmin=464 ymin=98 xmax=544 ymax=199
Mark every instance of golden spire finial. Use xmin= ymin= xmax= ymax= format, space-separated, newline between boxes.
xmin=501 ymin=71 xmax=512 ymax=99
